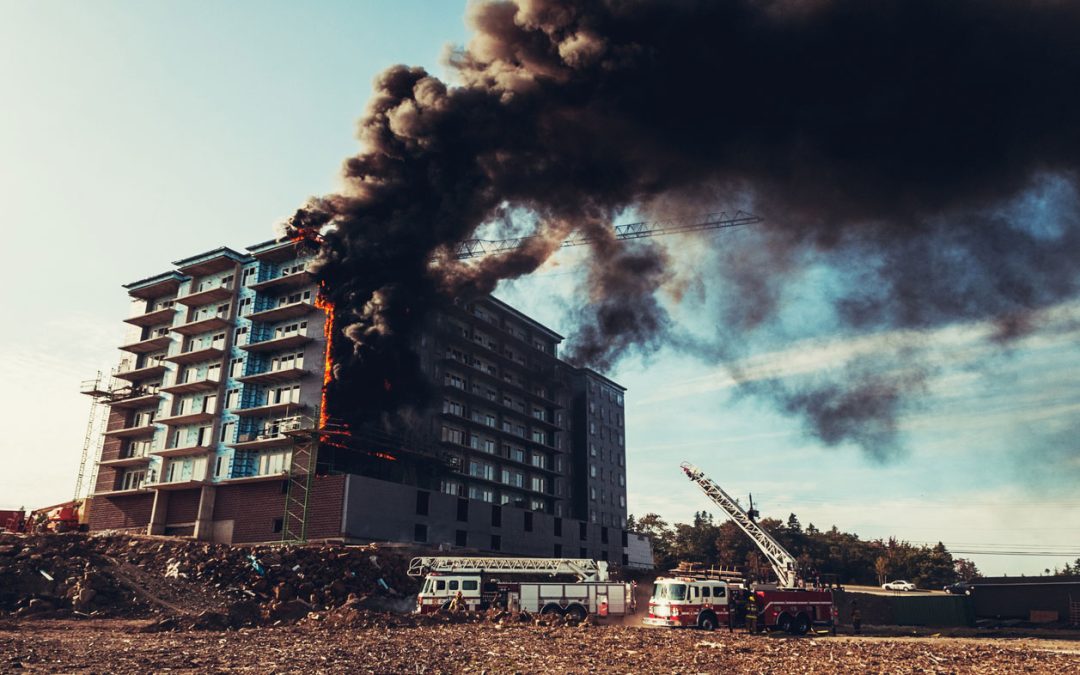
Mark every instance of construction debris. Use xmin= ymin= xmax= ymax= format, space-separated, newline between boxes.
xmin=0 ymin=532 xmax=416 ymax=627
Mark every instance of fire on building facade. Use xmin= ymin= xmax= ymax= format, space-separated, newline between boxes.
xmin=88 ymin=239 xmax=631 ymax=563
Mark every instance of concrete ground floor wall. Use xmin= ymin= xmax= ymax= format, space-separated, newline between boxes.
xmin=341 ymin=474 xmax=627 ymax=563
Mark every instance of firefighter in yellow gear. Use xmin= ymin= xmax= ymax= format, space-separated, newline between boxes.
xmin=448 ymin=590 xmax=464 ymax=614
xmin=746 ymin=593 xmax=758 ymax=633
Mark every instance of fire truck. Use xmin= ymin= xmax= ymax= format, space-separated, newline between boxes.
xmin=643 ymin=463 xmax=834 ymax=634
xmin=408 ymin=556 xmax=635 ymax=621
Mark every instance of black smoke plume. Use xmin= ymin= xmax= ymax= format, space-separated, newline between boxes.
xmin=288 ymin=0 xmax=1080 ymax=454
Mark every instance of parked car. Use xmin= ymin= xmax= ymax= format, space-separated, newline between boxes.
xmin=881 ymin=580 xmax=916 ymax=591
xmin=944 ymin=582 xmax=973 ymax=595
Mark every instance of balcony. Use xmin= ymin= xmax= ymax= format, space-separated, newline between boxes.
xmin=106 ymin=389 xmax=162 ymax=410
xmin=119 ymin=333 xmax=173 ymax=354
xmin=113 ymin=362 xmax=168 ymax=382
xmin=176 ymin=284 xmax=235 ymax=307
xmin=217 ymin=472 xmax=289 ymax=485
xmin=98 ymin=453 xmax=152 ymax=468
xmin=94 ymin=485 xmax=151 ymax=497
xmin=160 ymin=376 xmax=220 ymax=396
xmin=147 ymin=477 xmax=207 ymax=491
xmin=156 ymin=410 xmax=216 ymax=426
xmin=240 ymin=331 xmax=314 ymax=352
xmin=250 ymin=270 xmax=313 ymax=293
xmin=151 ymin=444 xmax=214 ymax=458
xmin=172 ymin=314 xmax=231 ymax=336
xmin=103 ymin=423 xmax=157 ymax=439
xmin=230 ymin=401 xmax=308 ymax=418
xmin=164 ymin=345 xmax=225 ymax=366
xmin=236 ymin=366 xmax=309 ymax=386
xmin=173 ymin=247 xmax=248 ymax=277
xmin=227 ymin=416 xmax=314 ymax=450
xmin=247 ymin=300 xmax=316 ymax=324
xmin=123 ymin=306 xmax=176 ymax=328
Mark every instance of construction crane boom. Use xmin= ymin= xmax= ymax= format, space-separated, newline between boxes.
xmin=407 ymin=557 xmax=610 ymax=582
xmin=680 ymin=462 xmax=800 ymax=589
xmin=451 ymin=211 xmax=761 ymax=260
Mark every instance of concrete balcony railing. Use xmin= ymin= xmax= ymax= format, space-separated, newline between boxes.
xmin=159 ymin=375 xmax=220 ymax=396
xmin=240 ymin=330 xmax=314 ymax=352
xmin=113 ymin=359 xmax=169 ymax=382
xmin=164 ymin=343 xmax=225 ymax=366
xmin=227 ymin=415 xmax=315 ymax=450
xmin=247 ymin=300 xmax=316 ymax=324
xmin=176 ymin=282 xmax=235 ymax=307
xmin=123 ymin=306 xmax=177 ymax=328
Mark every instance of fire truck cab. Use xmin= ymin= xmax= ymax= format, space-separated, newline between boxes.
xmin=643 ymin=577 xmax=729 ymax=630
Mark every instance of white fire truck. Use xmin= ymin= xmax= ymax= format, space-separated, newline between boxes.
xmin=643 ymin=463 xmax=834 ymax=634
xmin=408 ymin=556 xmax=635 ymax=621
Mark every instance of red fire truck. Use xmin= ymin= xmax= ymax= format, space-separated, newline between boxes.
xmin=643 ymin=463 xmax=834 ymax=634
xmin=409 ymin=557 xmax=635 ymax=621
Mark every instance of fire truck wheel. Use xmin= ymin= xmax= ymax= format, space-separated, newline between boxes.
xmin=697 ymin=612 xmax=718 ymax=631
xmin=540 ymin=604 xmax=564 ymax=617
xmin=793 ymin=614 xmax=811 ymax=635
xmin=777 ymin=613 xmax=793 ymax=633
xmin=564 ymin=604 xmax=588 ymax=623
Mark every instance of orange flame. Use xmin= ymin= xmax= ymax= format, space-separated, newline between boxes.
xmin=315 ymin=281 xmax=335 ymax=430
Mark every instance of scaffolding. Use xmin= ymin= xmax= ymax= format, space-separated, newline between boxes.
xmin=279 ymin=417 xmax=319 ymax=543
xmin=76 ymin=372 xmax=113 ymax=501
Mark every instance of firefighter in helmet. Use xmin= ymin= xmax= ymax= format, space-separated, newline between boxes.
xmin=746 ymin=592 xmax=758 ymax=633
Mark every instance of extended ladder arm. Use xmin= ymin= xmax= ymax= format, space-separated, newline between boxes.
xmin=680 ymin=462 xmax=800 ymax=588
xmin=408 ymin=557 xmax=609 ymax=582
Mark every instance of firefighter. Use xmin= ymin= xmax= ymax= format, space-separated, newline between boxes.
xmin=448 ymin=590 xmax=464 ymax=614
xmin=830 ymin=604 xmax=839 ymax=635
xmin=746 ymin=593 xmax=758 ymax=634
xmin=851 ymin=601 xmax=862 ymax=635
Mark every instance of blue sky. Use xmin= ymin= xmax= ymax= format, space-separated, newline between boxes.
xmin=2 ymin=1 xmax=1077 ymax=576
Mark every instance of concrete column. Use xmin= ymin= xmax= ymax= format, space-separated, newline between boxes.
xmin=193 ymin=485 xmax=217 ymax=541
xmin=148 ymin=489 xmax=169 ymax=536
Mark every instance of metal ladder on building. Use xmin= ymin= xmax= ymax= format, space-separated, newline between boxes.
xmin=280 ymin=420 xmax=318 ymax=543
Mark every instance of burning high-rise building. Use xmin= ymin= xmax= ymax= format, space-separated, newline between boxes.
xmin=87 ymin=239 xmax=632 ymax=562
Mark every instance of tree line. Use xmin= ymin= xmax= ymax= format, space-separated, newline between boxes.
xmin=628 ymin=511 xmax=981 ymax=588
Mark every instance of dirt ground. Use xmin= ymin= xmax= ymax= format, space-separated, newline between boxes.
xmin=2 ymin=619 xmax=1079 ymax=674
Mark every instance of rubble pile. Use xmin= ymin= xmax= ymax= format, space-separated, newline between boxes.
xmin=0 ymin=532 xmax=417 ymax=626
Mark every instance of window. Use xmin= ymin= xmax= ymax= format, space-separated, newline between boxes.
xmin=531 ymin=430 xmax=546 ymax=444
xmin=256 ymin=449 xmax=290 ymax=475
xmin=214 ymin=455 xmax=227 ymax=479
xmin=589 ymin=422 xmax=596 ymax=435
xmin=268 ymin=385 xmax=300 ymax=405
xmin=510 ymin=447 xmax=525 ymax=463
xmin=590 ymin=464 xmax=597 ymax=478
xmin=491 ymin=504 xmax=501 ymax=527
xmin=230 ymin=358 xmax=244 ymax=378
xmin=440 ymin=480 xmax=462 ymax=496
xmin=601 ymin=526 xmax=609 ymax=544
xmin=619 ymin=495 xmax=626 ymax=508
xmin=468 ymin=460 xmax=494 ymax=481
xmin=413 ymin=524 xmax=428 ymax=543
xmin=491 ymin=534 xmax=501 ymax=551
xmin=701 ymin=586 xmax=711 ymax=598
xmin=416 ymin=490 xmax=430 ymax=516
xmin=531 ymin=453 xmax=546 ymax=469
xmin=524 ymin=512 xmax=533 ymax=532
xmin=441 ymin=426 xmax=464 ymax=445
xmin=242 ymin=267 xmax=257 ymax=285
xmin=272 ymin=518 xmax=283 ymax=533
xmin=554 ymin=518 xmax=562 ymax=536
xmin=590 ymin=443 xmax=597 ymax=457
xmin=590 ymin=487 xmax=597 ymax=501
xmin=483 ymin=439 xmax=496 ymax=454
xmin=468 ymin=486 xmax=494 ymax=502
xmin=531 ymin=476 xmax=545 ymax=493
xmin=579 ymin=522 xmax=587 ymax=541
xmin=120 ymin=469 xmax=146 ymax=491
xmin=457 ymin=498 xmax=468 ymax=522
xmin=446 ymin=373 xmax=465 ymax=390
xmin=443 ymin=400 xmax=463 ymax=416
xmin=455 ymin=530 xmax=467 ymax=547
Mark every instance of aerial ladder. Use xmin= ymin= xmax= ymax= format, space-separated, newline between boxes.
xmin=680 ymin=462 xmax=801 ymax=589
xmin=408 ymin=556 xmax=609 ymax=582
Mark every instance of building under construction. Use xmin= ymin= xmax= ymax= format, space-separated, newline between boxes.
xmin=86 ymin=239 xmax=630 ymax=563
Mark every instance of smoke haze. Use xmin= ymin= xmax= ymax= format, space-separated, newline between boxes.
xmin=287 ymin=0 xmax=1080 ymax=457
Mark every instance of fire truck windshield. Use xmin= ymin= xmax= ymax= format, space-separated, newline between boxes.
xmin=652 ymin=583 xmax=688 ymax=601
